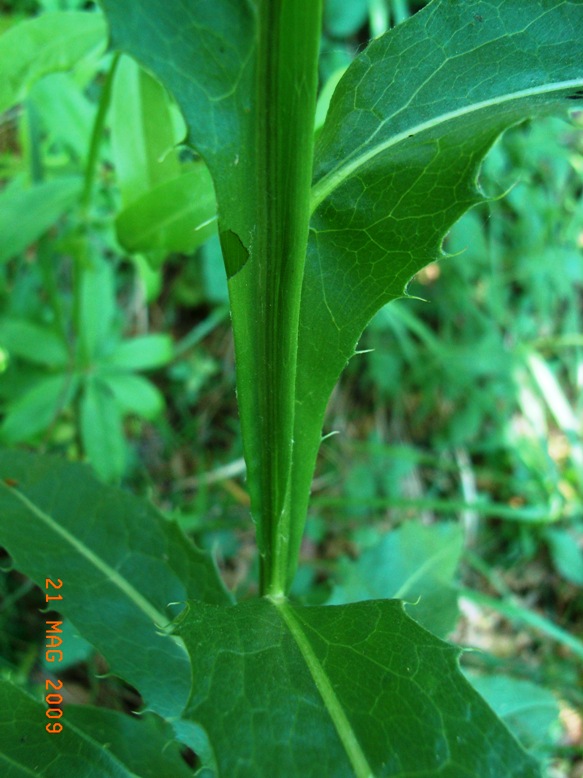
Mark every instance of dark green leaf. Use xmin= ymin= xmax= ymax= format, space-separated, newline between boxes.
xmin=288 ymin=0 xmax=583 ymax=586
xmin=0 ymin=678 xmax=132 ymax=778
xmin=100 ymin=0 xmax=323 ymax=597
xmin=64 ymin=706 xmax=194 ymax=778
xmin=177 ymin=598 xmax=539 ymax=777
xmin=0 ymin=451 xmax=230 ymax=718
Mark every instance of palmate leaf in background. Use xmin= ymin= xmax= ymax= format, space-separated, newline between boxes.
xmin=0 ymin=451 xmax=230 ymax=719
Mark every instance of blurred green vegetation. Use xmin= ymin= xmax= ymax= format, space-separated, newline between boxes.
xmin=0 ymin=0 xmax=582 ymax=774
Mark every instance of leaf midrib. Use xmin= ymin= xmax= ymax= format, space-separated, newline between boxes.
xmin=2 ymin=482 xmax=170 ymax=628
xmin=275 ymin=599 xmax=373 ymax=778
xmin=310 ymin=78 xmax=582 ymax=214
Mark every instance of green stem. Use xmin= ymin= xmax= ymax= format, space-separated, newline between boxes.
xmin=80 ymin=51 xmax=121 ymax=213
xmin=248 ymin=1 xmax=322 ymax=596
xmin=73 ymin=51 xmax=121 ymax=373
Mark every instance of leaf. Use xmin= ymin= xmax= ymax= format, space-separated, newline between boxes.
xmin=110 ymin=54 xmax=183 ymax=207
xmin=115 ymin=165 xmax=217 ymax=258
xmin=0 ymin=678 xmax=132 ymax=778
xmin=287 ymin=0 xmax=583 ymax=587
xmin=0 ymin=10 xmax=107 ymax=114
xmin=78 ymin=252 xmax=116 ymax=363
xmin=104 ymin=334 xmax=174 ymax=370
xmin=100 ymin=372 xmax=165 ymax=419
xmin=544 ymin=527 xmax=583 ymax=586
xmin=30 ymin=72 xmax=96 ymax=162
xmin=0 ymin=177 xmax=82 ymax=265
xmin=0 ymin=318 xmax=69 ymax=367
xmin=176 ymin=598 xmax=540 ymax=777
xmin=80 ymin=376 xmax=127 ymax=482
xmin=328 ymin=521 xmax=463 ymax=638
xmin=466 ymin=674 xmax=561 ymax=759
xmin=63 ymin=706 xmax=195 ymax=778
xmin=0 ymin=451 xmax=230 ymax=718
xmin=0 ymin=373 xmax=77 ymax=443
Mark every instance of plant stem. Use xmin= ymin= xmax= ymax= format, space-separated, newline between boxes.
xmin=249 ymin=1 xmax=322 ymax=596
xmin=80 ymin=51 xmax=121 ymax=214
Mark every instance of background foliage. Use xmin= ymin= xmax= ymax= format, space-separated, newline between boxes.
xmin=0 ymin=0 xmax=582 ymax=775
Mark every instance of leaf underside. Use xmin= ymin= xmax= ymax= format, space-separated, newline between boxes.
xmin=177 ymin=598 xmax=539 ymax=778
xmin=0 ymin=451 xmax=230 ymax=719
xmin=289 ymin=0 xmax=583 ymax=577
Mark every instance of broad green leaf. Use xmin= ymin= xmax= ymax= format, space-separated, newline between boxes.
xmin=100 ymin=372 xmax=165 ymax=419
xmin=0 ymin=678 xmax=132 ymax=778
xmin=0 ymin=451 xmax=230 ymax=718
xmin=288 ymin=0 xmax=583 ymax=587
xmin=80 ymin=376 xmax=127 ymax=482
xmin=328 ymin=521 xmax=463 ymax=638
xmin=0 ymin=177 xmax=82 ymax=265
xmin=0 ymin=373 xmax=77 ymax=443
xmin=110 ymin=55 xmax=183 ymax=207
xmin=0 ymin=10 xmax=107 ymax=114
xmin=63 ymin=706 xmax=194 ymax=778
xmin=105 ymin=334 xmax=173 ymax=370
xmin=115 ymin=165 xmax=217 ymax=258
xmin=0 ymin=318 xmax=69 ymax=367
xmin=176 ymin=598 xmax=539 ymax=777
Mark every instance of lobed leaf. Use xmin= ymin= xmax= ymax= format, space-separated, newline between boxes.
xmin=0 ymin=679 xmax=132 ymax=778
xmin=0 ymin=451 xmax=230 ymax=718
xmin=176 ymin=597 xmax=540 ymax=777
xmin=287 ymin=0 xmax=583 ymax=584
